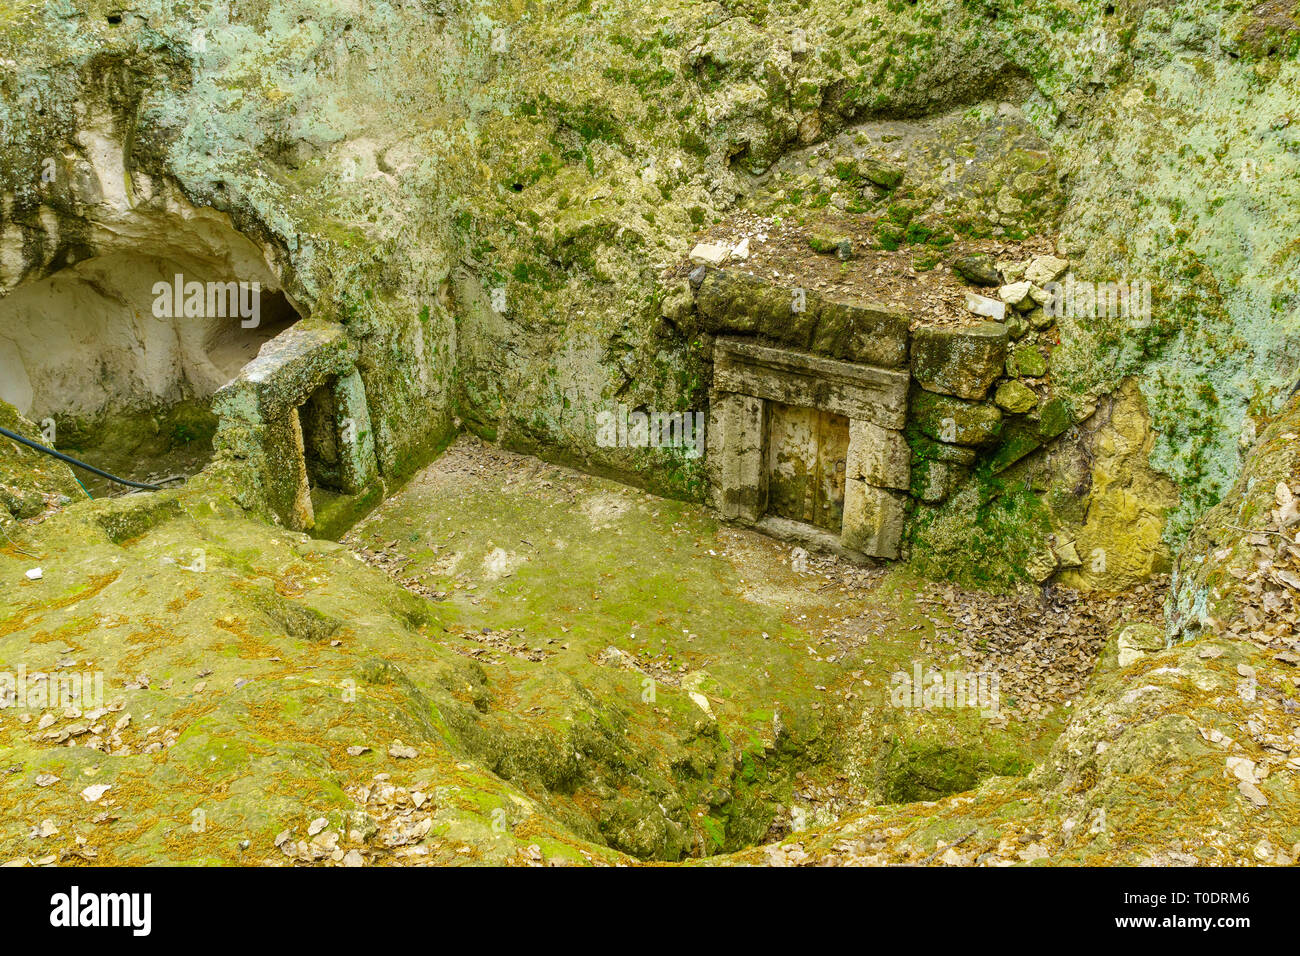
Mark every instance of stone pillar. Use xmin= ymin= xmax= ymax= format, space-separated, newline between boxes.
xmin=263 ymin=406 xmax=314 ymax=532
xmin=846 ymin=419 xmax=910 ymax=490
xmin=841 ymin=480 xmax=906 ymax=559
xmin=708 ymin=391 xmax=767 ymax=522
xmin=842 ymin=418 xmax=909 ymax=559
xmin=334 ymin=369 xmax=379 ymax=495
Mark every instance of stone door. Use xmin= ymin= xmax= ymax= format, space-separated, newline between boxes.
xmin=765 ymin=402 xmax=849 ymax=532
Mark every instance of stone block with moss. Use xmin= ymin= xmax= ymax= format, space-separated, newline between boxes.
xmin=910 ymin=390 xmax=1003 ymax=446
xmin=910 ymin=322 xmax=1007 ymax=401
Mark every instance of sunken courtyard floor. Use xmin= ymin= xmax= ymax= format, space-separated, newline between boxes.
xmin=0 ymin=438 xmax=1178 ymax=865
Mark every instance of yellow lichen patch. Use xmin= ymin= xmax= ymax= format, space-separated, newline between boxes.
xmin=1057 ymin=378 xmax=1181 ymax=590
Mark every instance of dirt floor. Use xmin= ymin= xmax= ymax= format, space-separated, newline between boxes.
xmin=340 ymin=439 xmax=1163 ymax=842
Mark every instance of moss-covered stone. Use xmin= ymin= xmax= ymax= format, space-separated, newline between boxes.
xmin=1010 ymin=345 xmax=1048 ymax=379
xmin=697 ymin=269 xmax=909 ymax=369
xmin=858 ymin=158 xmax=904 ymax=190
xmin=910 ymin=391 xmax=1003 ymax=447
xmin=911 ymin=323 xmax=1007 ymax=401
xmin=953 ymin=253 xmax=1000 ymax=287
xmin=995 ymin=380 xmax=1039 ymax=414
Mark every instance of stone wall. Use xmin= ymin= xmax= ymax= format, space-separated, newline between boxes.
xmin=693 ymin=260 xmax=1082 ymax=565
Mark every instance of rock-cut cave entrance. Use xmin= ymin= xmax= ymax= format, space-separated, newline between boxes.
xmin=0 ymin=227 xmax=301 ymax=497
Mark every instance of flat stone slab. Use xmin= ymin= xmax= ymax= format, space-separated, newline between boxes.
xmin=713 ymin=337 xmax=908 ymax=429
xmin=222 ymin=324 xmax=357 ymax=418
xmin=697 ymin=268 xmax=909 ymax=369
xmin=689 ymin=242 xmax=731 ymax=266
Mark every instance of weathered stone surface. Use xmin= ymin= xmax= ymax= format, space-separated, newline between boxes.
xmin=953 ymin=253 xmax=1000 ymax=286
xmin=998 ymin=281 xmax=1033 ymax=309
xmin=858 ymin=158 xmax=904 ymax=190
xmin=1010 ymin=345 xmax=1048 ymax=378
xmin=815 ymin=299 xmax=910 ymax=369
xmin=713 ymin=338 xmax=909 ymax=429
xmin=985 ymin=420 xmax=1046 ymax=474
xmin=1116 ymin=622 xmax=1165 ymax=667
xmin=229 ymin=325 xmax=357 ymax=417
xmin=707 ymin=391 xmax=766 ymax=522
xmin=1 ymin=0 xmax=1295 ymax=870
xmin=0 ymin=400 xmax=82 ymax=523
xmin=697 ymin=269 xmax=808 ymax=342
xmin=1169 ymin=388 xmax=1300 ymax=638
xmin=807 ymin=231 xmax=852 ymax=259
xmin=698 ymin=269 xmax=909 ymax=368
xmin=846 ymin=420 xmax=910 ymax=491
xmin=841 ymin=480 xmax=906 ymax=559
xmin=1035 ymin=397 xmax=1073 ymax=439
xmin=1024 ymin=254 xmax=1069 ymax=286
xmin=334 ymin=370 xmax=380 ymax=495
xmin=659 ymin=277 xmax=694 ymax=326
xmin=909 ymin=434 xmax=978 ymax=467
xmin=1027 ymin=306 xmax=1054 ymax=331
xmin=1053 ymin=537 xmax=1082 ymax=568
xmin=266 ymin=408 xmax=314 ymax=531
xmin=910 ymin=322 xmax=1007 ymax=401
xmin=994 ymin=380 xmax=1038 ymax=414
xmin=910 ymin=391 xmax=1003 ymax=446
xmin=690 ymin=242 xmax=730 ymax=266
xmin=911 ymin=458 xmax=967 ymax=504
xmin=1055 ymin=380 xmax=1180 ymax=590
xmin=997 ymin=260 xmax=1027 ymax=284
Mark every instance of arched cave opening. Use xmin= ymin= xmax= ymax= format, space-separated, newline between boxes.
xmin=0 ymin=236 xmax=301 ymax=497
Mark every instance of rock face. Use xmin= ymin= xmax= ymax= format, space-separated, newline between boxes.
xmin=1169 ymin=388 xmax=1300 ymax=643
xmin=1055 ymin=380 xmax=1180 ymax=591
xmin=0 ymin=0 xmax=1297 ymax=870
xmin=0 ymin=400 xmax=83 ymax=529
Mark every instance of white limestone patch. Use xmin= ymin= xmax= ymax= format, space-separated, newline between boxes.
xmin=580 ymin=493 xmax=632 ymax=528
xmin=481 ymin=547 xmax=524 ymax=580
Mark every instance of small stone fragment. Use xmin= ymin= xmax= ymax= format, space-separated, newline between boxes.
xmin=964 ymin=291 xmax=1007 ymax=321
xmin=1025 ymin=254 xmax=1070 ymax=285
xmin=953 ymin=253 xmax=1000 ymax=286
xmin=994 ymin=380 xmax=1038 ymax=414
xmin=689 ymin=242 xmax=730 ymax=266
